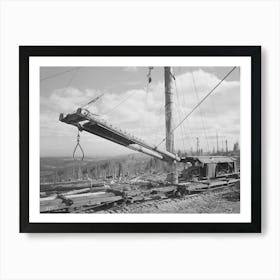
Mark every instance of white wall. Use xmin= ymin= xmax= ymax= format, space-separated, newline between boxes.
xmin=0 ymin=0 xmax=279 ymax=279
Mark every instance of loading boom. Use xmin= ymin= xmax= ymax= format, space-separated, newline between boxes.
xmin=59 ymin=108 xmax=180 ymax=162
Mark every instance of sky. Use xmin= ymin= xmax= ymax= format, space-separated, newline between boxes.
xmin=40 ymin=66 xmax=240 ymax=158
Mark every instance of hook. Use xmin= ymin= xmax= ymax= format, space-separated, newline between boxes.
xmin=73 ymin=130 xmax=84 ymax=161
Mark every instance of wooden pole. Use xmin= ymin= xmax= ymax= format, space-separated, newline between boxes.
xmin=164 ymin=67 xmax=178 ymax=183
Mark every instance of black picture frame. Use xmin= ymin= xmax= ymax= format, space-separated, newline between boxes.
xmin=20 ymin=46 xmax=261 ymax=233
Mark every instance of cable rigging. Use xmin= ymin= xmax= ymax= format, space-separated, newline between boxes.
xmin=73 ymin=130 xmax=85 ymax=161
xmin=156 ymin=66 xmax=236 ymax=148
xmin=48 ymin=66 xmax=235 ymax=160
xmin=40 ymin=67 xmax=81 ymax=82
xmin=173 ymin=69 xmax=187 ymax=153
xmin=103 ymin=90 xmax=137 ymax=116
xmin=174 ymin=68 xmax=196 ymax=153
xmin=191 ymin=71 xmax=210 ymax=153
xmin=80 ymin=92 xmax=105 ymax=110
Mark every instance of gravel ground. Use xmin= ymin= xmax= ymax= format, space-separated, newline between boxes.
xmin=100 ymin=187 xmax=240 ymax=214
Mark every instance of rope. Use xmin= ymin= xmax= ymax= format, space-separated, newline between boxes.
xmin=103 ymin=91 xmax=137 ymax=116
xmin=40 ymin=67 xmax=81 ymax=82
xmin=65 ymin=67 xmax=80 ymax=88
xmin=175 ymin=68 xmax=195 ymax=152
xmin=173 ymin=69 xmax=187 ymax=153
xmin=147 ymin=67 xmax=154 ymax=84
xmin=154 ymin=93 xmax=165 ymax=144
xmin=81 ymin=93 xmax=105 ymax=109
xmin=143 ymin=73 xmax=151 ymax=139
xmin=73 ymin=130 xmax=84 ymax=161
xmin=103 ymin=66 xmax=154 ymax=117
xmin=156 ymin=66 xmax=236 ymax=148
xmin=191 ymin=71 xmax=210 ymax=153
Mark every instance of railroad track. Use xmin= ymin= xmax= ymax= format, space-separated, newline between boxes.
xmin=85 ymin=184 xmax=238 ymax=213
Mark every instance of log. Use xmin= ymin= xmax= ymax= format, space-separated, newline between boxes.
xmin=40 ymin=181 xmax=105 ymax=192
xmin=63 ymin=188 xmax=91 ymax=196
xmin=151 ymin=186 xmax=176 ymax=193
xmin=68 ymin=195 xmax=123 ymax=211
xmin=40 ymin=192 xmax=120 ymax=212
xmin=40 ymin=191 xmax=110 ymax=202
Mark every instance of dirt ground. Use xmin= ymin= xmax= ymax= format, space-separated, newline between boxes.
xmin=101 ymin=187 xmax=240 ymax=214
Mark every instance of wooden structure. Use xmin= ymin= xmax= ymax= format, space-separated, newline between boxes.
xmin=59 ymin=108 xmax=181 ymax=162
xmin=164 ymin=67 xmax=178 ymax=183
xmin=180 ymin=156 xmax=238 ymax=180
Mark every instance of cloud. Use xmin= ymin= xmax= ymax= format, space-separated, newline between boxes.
xmin=44 ymin=87 xmax=100 ymax=112
xmin=40 ymin=68 xmax=240 ymax=155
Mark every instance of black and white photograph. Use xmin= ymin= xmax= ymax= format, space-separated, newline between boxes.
xmin=19 ymin=46 xmax=260 ymax=232
xmin=40 ymin=65 xmax=241 ymax=214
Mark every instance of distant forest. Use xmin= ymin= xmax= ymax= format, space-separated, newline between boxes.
xmin=40 ymin=142 xmax=240 ymax=184
xmin=40 ymin=154 xmax=169 ymax=183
